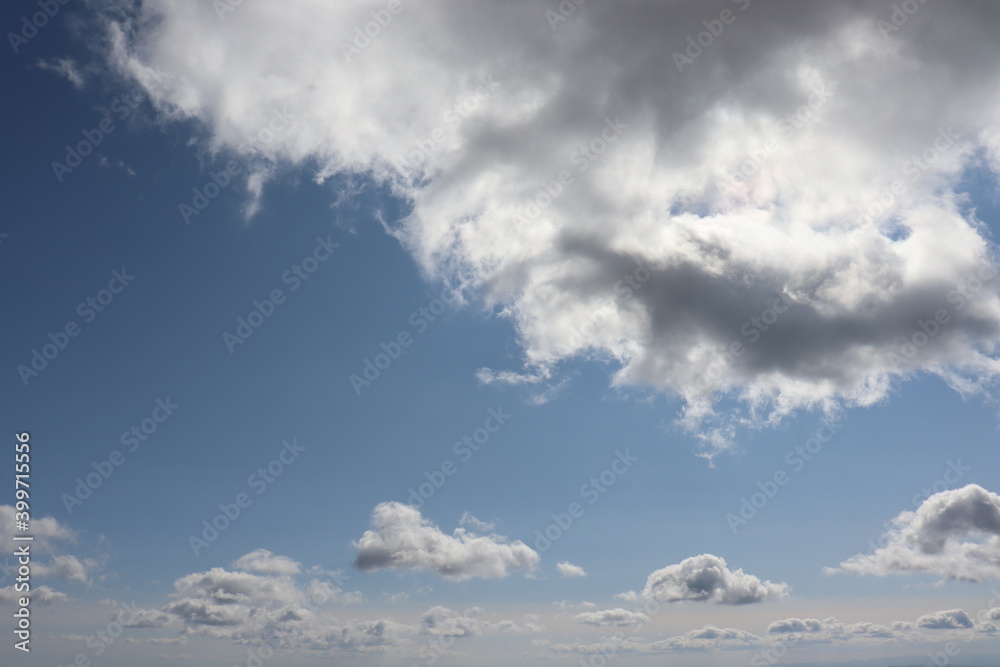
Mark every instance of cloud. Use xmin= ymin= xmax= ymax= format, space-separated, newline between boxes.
xmin=0 ymin=505 xmax=75 ymax=552
xmin=118 ymin=607 xmax=172 ymax=629
xmin=0 ymin=507 xmax=100 ymax=589
xmin=36 ymin=57 xmax=85 ymax=88
xmin=0 ymin=585 xmax=67 ymax=605
xmin=621 ymin=554 xmax=790 ymax=605
xmin=127 ymin=635 xmax=188 ymax=645
xmin=551 ymin=612 xmax=932 ymax=657
xmin=172 ymin=567 xmax=301 ymax=607
xmin=420 ymin=606 xmax=487 ymax=637
xmin=96 ymin=155 xmax=138 ymax=176
xmin=828 ymin=484 xmax=1000 ymax=582
xmin=556 ymin=561 xmax=587 ymax=578
xmin=522 ymin=614 xmax=546 ymax=633
xmin=554 ymin=600 xmax=596 ymax=610
xmin=574 ymin=608 xmax=649 ymax=628
xmin=164 ymin=599 xmax=252 ymax=628
xmin=307 ymin=579 xmax=363 ymax=605
xmin=97 ymin=0 xmax=1000 ymax=457
xmin=418 ymin=606 xmax=540 ymax=637
xmin=32 ymin=555 xmax=92 ymax=583
xmin=768 ymin=617 xmax=823 ymax=633
xmin=766 ymin=616 xmax=910 ymax=642
xmin=33 ymin=585 xmax=70 ymax=604
xmin=157 ymin=559 xmax=404 ymax=651
xmin=650 ymin=625 xmax=761 ymax=650
xmin=149 ymin=558 xmax=528 ymax=654
xmin=232 ymin=549 xmax=302 ymax=576
xmin=352 ymin=502 xmax=539 ymax=580
xmin=458 ymin=512 xmax=496 ymax=533
xmin=917 ymin=609 xmax=974 ymax=630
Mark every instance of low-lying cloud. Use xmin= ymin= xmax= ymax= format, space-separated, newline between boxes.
xmin=620 ymin=553 xmax=789 ymax=605
xmin=828 ymin=484 xmax=1000 ymax=582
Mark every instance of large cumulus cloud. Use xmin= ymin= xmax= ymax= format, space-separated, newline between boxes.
xmin=828 ymin=484 xmax=1000 ymax=582
xmin=96 ymin=0 xmax=1000 ymax=455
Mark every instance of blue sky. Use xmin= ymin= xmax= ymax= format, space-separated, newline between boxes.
xmin=5 ymin=1 xmax=1000 ymax=666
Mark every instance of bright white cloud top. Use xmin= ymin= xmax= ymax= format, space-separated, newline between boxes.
xmin=99 ymin=0 xmax=1000 ymax=457
xmin=556 ymin=561 xmax=587 ymax=578
xmin=232 ymin=549 xmax=303 ymax=576
xmin=352 ymin=502 xmax=539 ymax=580
xmin=620 ymin=553 xmax=789 ymax=605
xmin=829 ymin=483 xmax=1000 ymax=582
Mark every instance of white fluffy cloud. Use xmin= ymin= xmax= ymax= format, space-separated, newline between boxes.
xmin=97 ymin=0 xmax=1000 ymax=456
xmin=132 ymin=554 xmax=534 ymax=654
xmin=0 ymin=506 xmax=98 ymax=593
xmin=171 ymin=567 xmax=302 ymax=607
xmin=458 ymin=512 xmax=496 ymax=533
xmin=156 ymin=554 xmax=405 ymax=651
xmin=0 ymin=585 xmax=67 ymax=605
xmin=0 ymin=505 xmax=74 ymax=552
xmin=352 ymin=502 xmax=539 ymax=580
xmin=621 ymin=554 xmax=789 ymax=605
xmin=829 ymin=484 xmax=1000 ymax=582
xmin=31 ymin=554 xmax=92 ymax=583
xmin=556 ymin=561 xmax=587 ymax=578
xmin=35 ymin=585 xmax=71 ymax=604
xmin=232 ymin=549 xmax=302 ymax=576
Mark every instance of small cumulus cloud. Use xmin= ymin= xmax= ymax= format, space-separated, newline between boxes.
xmin=232 ymin=549 xmax=302 ymax=576
xmin=556 ymin=561 xmax=587 ymax=578
xmin=574 ymin=608 xmax=648 ymax=627
xmin=620 ymin=554 xmax=789 ymax=605
xmin=917 ymin=609 xmax=974 ymax=629
xmin=353 ymin=502 xmax=539 ymax=581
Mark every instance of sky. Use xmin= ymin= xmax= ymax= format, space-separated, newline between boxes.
xmin=4 ymin=1 xmax=1000 ymax=665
